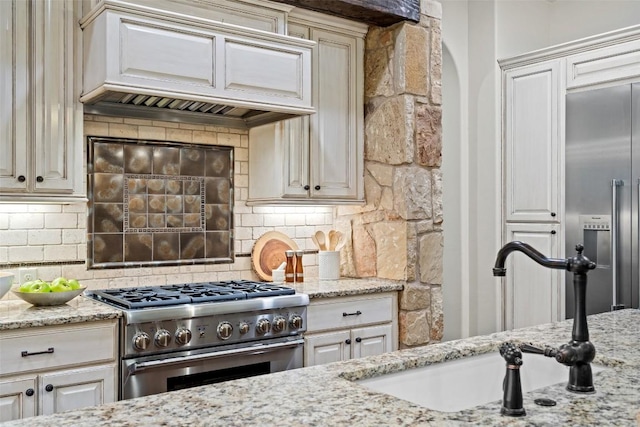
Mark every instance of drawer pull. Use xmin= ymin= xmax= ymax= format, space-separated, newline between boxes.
xmin=345 ymin=339 xmax=351 ymax=345
xmin=355 ymin=337 xmax=362 ymax=343
xmin=45 ymin=384 xmax=54 ymax=392
xmin=25 ymin=388 xmax=34 ymax=397
xmin=342 ymin=310 xmax=362 ymax=317
xmin=21 ymin=347 xmax=54 ymax=357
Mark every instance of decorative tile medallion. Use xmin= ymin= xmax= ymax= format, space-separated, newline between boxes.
xmin=87 ymin=136 xmax=234 ymax=269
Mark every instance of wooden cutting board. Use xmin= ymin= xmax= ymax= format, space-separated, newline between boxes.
xmin=252 ymin=231 xmax=299 ymax=281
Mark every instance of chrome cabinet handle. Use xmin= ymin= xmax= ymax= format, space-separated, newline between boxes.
xmin=22 ymin=347 xmax=54 ymax=357
xmin=611 ymin=179 xmax=623 ymax=310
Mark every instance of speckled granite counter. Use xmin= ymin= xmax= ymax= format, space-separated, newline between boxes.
xmin=0 ymin=296 xmax=122 ymax=330
xmin=291 ymin=277 xmax=404 ymax=298
xmin=3 ymin=309 xmax=638 ymax=426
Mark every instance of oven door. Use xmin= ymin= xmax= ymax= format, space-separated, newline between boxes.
xmin=121 ymin=337 xmax=303 ymax=400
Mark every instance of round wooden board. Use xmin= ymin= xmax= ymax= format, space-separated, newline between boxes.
xmin=252 ymin=231 xmax=299 ymax=281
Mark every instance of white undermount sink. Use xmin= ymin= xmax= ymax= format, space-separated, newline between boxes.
xmin=356 ymin=351 xmax=607 ymax=412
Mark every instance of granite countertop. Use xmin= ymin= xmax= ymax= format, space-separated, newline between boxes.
xmin=291 ymin=277 xmax=404 ymax=298
xmin=3 ymin=309 xmax=638 ymax=426
xmin=0 ymin=296 xmax=122 ymax=330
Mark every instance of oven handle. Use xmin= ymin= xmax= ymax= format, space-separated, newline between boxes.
xmin=127 ymin=338 xmax=304 ymax=374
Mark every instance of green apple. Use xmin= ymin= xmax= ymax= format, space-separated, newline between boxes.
xmin=51 ymin=280 xmax=72 ymax=293
xmin=19 ymin=281 xmax=34 ymax=292
xmin=28 ymin=281 xmax=51 ymax=293
xmin=67 ymin=279 xmax=81 ymax=290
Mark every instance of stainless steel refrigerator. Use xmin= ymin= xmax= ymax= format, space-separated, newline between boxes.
xmin=565 ymin=83 xmax=640 ymax=317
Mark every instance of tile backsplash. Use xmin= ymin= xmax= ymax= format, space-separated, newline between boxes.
xmin=0 ymin=115 xmax=335 ymax=292
xmin=87 ymin=137 xmax=234 ymax=268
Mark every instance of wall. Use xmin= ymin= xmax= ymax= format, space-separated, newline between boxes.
xmin=440 ymin=0 xmax=640 ymax=339
xmin=0 ymin=115 xmax=334 ymax=292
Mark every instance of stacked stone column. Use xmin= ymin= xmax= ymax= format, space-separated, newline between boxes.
xmin=336 ymin=1 xmax=443 ymax=348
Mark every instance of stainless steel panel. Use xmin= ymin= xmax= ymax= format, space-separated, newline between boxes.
xmin=565 ymin=84 xmax=632 ymax=317
xmin=632 ymin=83 xmax=640 ymax=310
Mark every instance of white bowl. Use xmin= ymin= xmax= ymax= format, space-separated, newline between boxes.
xmin=0 ymin=272 xmax=14 ymax=299
xmin=12 ymin=287 xmax=87 ymax=306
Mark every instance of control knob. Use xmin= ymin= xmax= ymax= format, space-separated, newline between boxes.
xmin=239 ymin=322 xmax=250 ymax=335
xmin=132 ymin=332 xmax=151 ymax=351
xmin=217 ymin=322 xmax=233 ymax=340
xmin=175 ymin=327 xmax=192 ymax=345
xmin=155 ymin=329 xmax=172 ymax=347
xmin=290 ymin=314 xmax=303 ymax=330
xmin=256 ymin=318 xmax=271 ymax=335
xmin=272 ymin=316 xmax=287 ymax=333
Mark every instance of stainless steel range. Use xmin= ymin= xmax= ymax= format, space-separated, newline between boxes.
xmin=88 ymin=280 xmax=308 ymax=400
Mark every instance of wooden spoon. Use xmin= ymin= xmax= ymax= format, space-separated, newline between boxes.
xmin=311 ymin=233 xmax=322 ymax=251
xmin=328 ymin=230 xmax=339 ymax=251
xmin=314 ymin=230 xmax=327 ymax=251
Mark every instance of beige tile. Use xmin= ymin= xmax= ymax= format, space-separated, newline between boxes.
xmin=166 ymin=128 xmax=193 ymax=142
xmin=94 ymin=116 xmax=124 ymax=123
xmin=138 ymin=126 xmax=167 ymax=140
xmin=217 ymin=133 xmax=241 ymax=147
xmin=152 ymin=120 xmax=180 ymax=128
xmin=84 ymin=120 xmax=109 ymax=136
xmin=138 ymin=126 xmax=167 ymax=141
xmin=109 ymin=123 xmax=139 ymax=138
xmin=193 ymin=130 xmax=217 ymax=144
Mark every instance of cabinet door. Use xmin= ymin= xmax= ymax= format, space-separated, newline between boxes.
xmin=31 ymin=0 xmax=83 ymax=194
xmin=504 ymin=223 xmax=561 ymax=329
xmin=351 ymin=324 xmax=393 ymax=359
xmin=0 ymin=376 xmax=37 ymax=422
xmin=310 ymin=28 xmax=363 ymax=200
xmin=304 ymin=330 xmax=351 ymax=366
xmin=504 ymin=60 xmax=562 ymax=222
xmin=39 ymin=364 xmax=116 ymax=416
xmin=0 ymin=0 xmax=28 ymax=191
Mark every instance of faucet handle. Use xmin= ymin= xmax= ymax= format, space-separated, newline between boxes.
xmin=499 ymin=342 xmax=523 ymax=366
xmin=519 ymin=342 xmax=558 ymax=358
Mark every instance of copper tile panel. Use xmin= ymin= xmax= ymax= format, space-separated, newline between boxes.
xmin=87 ymin=136 xmax=234 ymax=269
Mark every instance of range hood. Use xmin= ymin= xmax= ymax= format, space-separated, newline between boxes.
xmin=80 ymin=1 xmax=315 ymax=129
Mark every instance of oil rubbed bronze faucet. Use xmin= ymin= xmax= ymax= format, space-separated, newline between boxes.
xmin=493 ymin=242 xmax=598 ymax=395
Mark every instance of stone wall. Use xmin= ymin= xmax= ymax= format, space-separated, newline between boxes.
xmin=336 ymin=0 xmax=443 ymax=348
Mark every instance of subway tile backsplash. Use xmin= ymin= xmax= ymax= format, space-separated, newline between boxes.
xmin=0 ymin=115 xmax=335 ymax=291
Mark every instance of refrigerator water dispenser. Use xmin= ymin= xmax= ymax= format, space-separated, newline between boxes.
xmin=580 ymin=215 xmax=610 ymax=268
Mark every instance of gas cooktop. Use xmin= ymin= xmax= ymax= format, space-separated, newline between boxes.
xmin=90 ymin=280 xmax=296 ymax=310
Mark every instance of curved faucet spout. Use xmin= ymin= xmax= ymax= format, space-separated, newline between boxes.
xmin=492 ymin=241 xmax=568 ymax=276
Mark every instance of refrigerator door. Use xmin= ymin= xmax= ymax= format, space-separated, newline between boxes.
xmin=632 ymin=83 xmax=640 ymax=311
xmin=565 ymin=84 xmax=632 ymax=318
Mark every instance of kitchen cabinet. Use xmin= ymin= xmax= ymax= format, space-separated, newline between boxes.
xmin=304 ymin=293 xmax=397 ymax=367
xmin=503 ymin=59 xmax=563 ymax=223
xmin=501 ymin=58 xmax=564 ymax=329
xmin=500 ymin=25 xmax=640 ymax=329
xmin=0 ymin=320 xmax=117 ymax=422
xmin=0 ymin=0 xmax=84 ymax=203
xmin=504 ymin=223 xmax=561 ymax=329
xmin=248 ymin=10 xmax=367 ymax=205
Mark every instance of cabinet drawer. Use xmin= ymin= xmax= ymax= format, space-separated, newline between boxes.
xmin=0 ymin=321 xmax=117 ymax=377
xmin=307 ymin=295 xmax=393 ymax=332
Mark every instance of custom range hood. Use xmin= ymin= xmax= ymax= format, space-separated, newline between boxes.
xmin=80 ymin=1 xmax=315 ymax=128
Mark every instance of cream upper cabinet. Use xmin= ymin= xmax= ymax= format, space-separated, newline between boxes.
xmin=503 ymin=59 xmax=563 ymax=223
xmin=0 ymin=0 xmax=84 ymax=203
xmin=248 ymin=11 xmax=366 ymax=205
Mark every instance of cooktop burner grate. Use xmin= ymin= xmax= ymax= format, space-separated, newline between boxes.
xmin=90 ymin=280 xmax=296 ymax=309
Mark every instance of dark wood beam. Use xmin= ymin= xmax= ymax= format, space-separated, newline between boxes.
xmin=272 ymin=0 xmax=420 ymax=27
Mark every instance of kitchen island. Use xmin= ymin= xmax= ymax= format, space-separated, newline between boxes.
xmin=2 ymin=308 xmax=638 ymax=426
